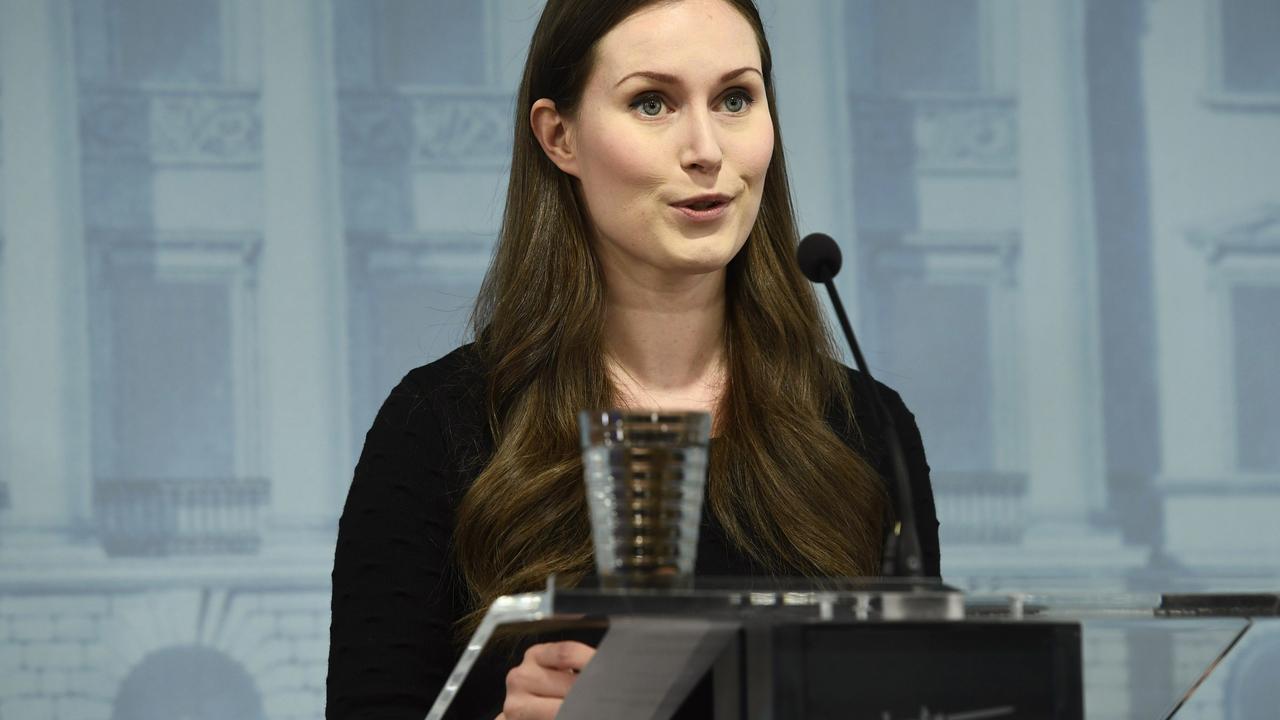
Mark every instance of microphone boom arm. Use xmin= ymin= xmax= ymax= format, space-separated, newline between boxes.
xmin=800 ymin=231 xmax=925 ymax=579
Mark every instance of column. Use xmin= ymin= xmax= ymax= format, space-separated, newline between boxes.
xmin=0 ymin=0 xmax=92 ymax=545
xmin=769 ymin=1 xmax=854 ymax=236
xmin=764 ymin=0 xmax=864 ymax=337
xmin=1016 ymin=0 xmax=1108 ymax=526
xmin=259 ymin=0 xmax=351 ymax=534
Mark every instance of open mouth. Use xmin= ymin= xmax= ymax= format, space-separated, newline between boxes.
xmin=684 ymin=199 xmax=726 ymax=211
xmin=672 ymin=194 xmax=734 ymax=216
xmin=671 ymin=198 xmax=732 ymax=222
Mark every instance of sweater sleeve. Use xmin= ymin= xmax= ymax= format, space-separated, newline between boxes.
xmin=327 ymin=371 xmax=462 ymax=719
xmin=878 ymin=383 xmax=943 ymax=579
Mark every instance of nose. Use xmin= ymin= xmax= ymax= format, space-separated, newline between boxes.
xmin=678 ymin=107 xmax=723 ymax=175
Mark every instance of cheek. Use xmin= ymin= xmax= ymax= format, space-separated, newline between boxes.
xmin=579 ymin=130 xmax=664 ymax=209
xmin=739 ymin=122 xmax=775 ymax=185
xmin=734 ymin=123 xmax=774 ymax=243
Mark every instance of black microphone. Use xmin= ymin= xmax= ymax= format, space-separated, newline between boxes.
xmin=797 ymin=232 xmax=924 ymax=578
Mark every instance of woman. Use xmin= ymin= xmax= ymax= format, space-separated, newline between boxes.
xmin=327 ymin=0 xmax=941 ymax=718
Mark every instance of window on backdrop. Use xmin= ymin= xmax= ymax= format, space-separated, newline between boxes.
xmin=114 ymin=0 xmax=222 ymax=84
xmin=1220 ymin=0 xmax=1280 ymax=95
xmin=335 ymin=0 xmax=488 ymax=87
xmin=378 ymin=0 xmax=486 ymax=86
xmin=872 ymin=0 xmax=982 ymax=94
xmin=96 ymin=274 xmax=236 ymax=480
xmin=1232 ymin=285 xmax=1280 ymax=472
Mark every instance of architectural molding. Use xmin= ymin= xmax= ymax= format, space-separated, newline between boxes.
xmin=340 ymin=89 xmax=511 ymax=169
xmin=913 ymin=94 xmax=1018 ymax=174
xmin=864 ymin=230 xmax=1021 ymax=285
xmin=932 ymin=471 xmax=1028 ymax=544
xmin=1188 ymin=203 xmax=1280 ymax=265
xmin=1199 ymin=92 xmax=1280 ymax=112
xmin=1156 ymin=474 xmax=1280 ymax=496
xmin=94 ymin=477 xmax=270 ymax=556
xmin=851 ymin=93 xmax=1018 ymax=176
xmin=346 ymin=230 xmax=495 ymax=275
xmin=86 ymin=228 xmax=262 ymax=276
xmin=80 ymin=85 xmax=262 ymax=166
xmin=408 ymin=90 xmax=511 ymax=167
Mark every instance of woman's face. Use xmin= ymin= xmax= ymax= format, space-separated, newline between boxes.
xmin=537 ymin=0 xmax=775 ymax=283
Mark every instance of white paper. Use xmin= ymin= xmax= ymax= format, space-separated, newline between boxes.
xmin=558 ymin=616 xmax=741 ymax=720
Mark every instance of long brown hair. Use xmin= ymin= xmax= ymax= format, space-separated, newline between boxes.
xmin=455 ymin=0 xmax=887 ymax=635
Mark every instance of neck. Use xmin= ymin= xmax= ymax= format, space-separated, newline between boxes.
xmin=601 ymin=265 xmax=727 ymax=409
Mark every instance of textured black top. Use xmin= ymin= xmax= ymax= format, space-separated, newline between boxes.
xmin=326 ymin=344 xmax=941 ymax=719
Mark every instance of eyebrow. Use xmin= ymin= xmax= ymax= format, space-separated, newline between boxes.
xmin=614 ymin=66 xmax=763 ymax=88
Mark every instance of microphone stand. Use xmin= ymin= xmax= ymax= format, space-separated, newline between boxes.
xmin=798 ymin=232 xmax=924 ymax=579
xmin=819 ymin=275 xmax=924 ymax=578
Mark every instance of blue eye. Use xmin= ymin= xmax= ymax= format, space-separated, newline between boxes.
xmin=632 ymin=94 xmax=666 ymax=117
xmin=630 ymin=90 xmax=755 ymax=118
xmin=723 ymin=90 xmax=753 ymax=113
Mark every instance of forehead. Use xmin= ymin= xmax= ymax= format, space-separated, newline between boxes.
xmin=593 ymin=0 xmax=762 ymax=84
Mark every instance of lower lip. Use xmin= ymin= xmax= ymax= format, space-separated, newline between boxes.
xmin=671 ymin=199 xmax=731 ymax=222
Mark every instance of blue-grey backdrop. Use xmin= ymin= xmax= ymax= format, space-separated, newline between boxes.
xmin=1 ymin=0 xmax=1278 ymax=718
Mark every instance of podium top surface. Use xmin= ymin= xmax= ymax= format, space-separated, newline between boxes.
xmin=426 ymin=573 xmax=1280 ymax=719
xmin=541 ymin=573 xmax=1280 ymax=621
xmin=426 ymin=573 xmax=1280 ymax=720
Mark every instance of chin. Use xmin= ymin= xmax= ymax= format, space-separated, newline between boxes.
xmin=665 ymin=247 xmax=741 ymax=276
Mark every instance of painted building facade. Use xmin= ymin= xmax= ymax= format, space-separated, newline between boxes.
xmin=0 ymin=0 xmax=1277 ymax=717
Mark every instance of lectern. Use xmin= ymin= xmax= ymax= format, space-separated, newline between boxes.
xmin=426 ymin=576 xmax=1280 ymax=719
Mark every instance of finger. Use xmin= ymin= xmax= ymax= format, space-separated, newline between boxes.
xmin=502 ymin=695 xmax=562 ymax=720
xmin=529 ymin=641 xmax=596 ymax=671
xmin=509 ymin=664 xmax=577 ymax=698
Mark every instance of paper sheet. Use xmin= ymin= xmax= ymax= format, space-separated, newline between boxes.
xmin=558 ymin=616 xmax=741 ymax=719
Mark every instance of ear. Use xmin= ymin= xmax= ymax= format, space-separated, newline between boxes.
xmin=530 ymin=98 xmax=580 ymax=177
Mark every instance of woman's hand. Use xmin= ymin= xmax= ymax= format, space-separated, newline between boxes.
xmin=495 ymin=641 xmax=596 ymax=720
